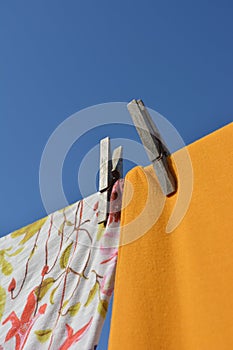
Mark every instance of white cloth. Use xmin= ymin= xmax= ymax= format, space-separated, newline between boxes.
xmin=0 ymin=180 xmax=123 ymax=350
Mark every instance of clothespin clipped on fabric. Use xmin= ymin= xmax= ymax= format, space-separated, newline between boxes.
xmin=98 ymin=137 xmax=123 ymax=224
xmin=127 ymin=99 xmax=176 ymax=196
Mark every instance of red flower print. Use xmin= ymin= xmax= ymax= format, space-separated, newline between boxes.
xmin=107 ymin=179 xmax=124 ymax=225
xmin=41 ymin=265 xmax=49 ymax=276
xmin=100 ymin=274 xmax=115 ymax=297
xmin=93 ymin=201 xmax=98 ymax=212
xmin=8 ymin=278 xmax=16 ymax=292
xmin=100 ymin=247 xmax=118 ymax=266
xmin=93 ymin=201 xmax=99 ymax=217
xmin=2 ymin=290 xmax=47 ymax=350
xmin=59 ymin=317 xmax=93 ymax=350
xmin=107 ymin=210 xmax=121 ymax=225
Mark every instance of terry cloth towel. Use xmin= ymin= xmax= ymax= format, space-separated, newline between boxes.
xmin=0 ymin=179 xmax=124 ymax=350
xmin=108 ymin=123 xmax=233 ymax=350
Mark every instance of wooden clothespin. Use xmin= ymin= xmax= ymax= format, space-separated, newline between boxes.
xmin=98 ymin=137 xmax=123 ymax=224
xmin=127 ymin=99 xmax=176 ymax=196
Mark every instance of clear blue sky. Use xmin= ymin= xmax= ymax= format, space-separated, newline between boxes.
xmin=0 ymin=1 xmax=232 ymax=349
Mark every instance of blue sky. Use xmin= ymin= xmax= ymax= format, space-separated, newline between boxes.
xmin=0 ymin=1 xmax=232 ymax=349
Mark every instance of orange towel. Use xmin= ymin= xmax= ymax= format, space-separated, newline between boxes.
xmin=108 ymin=123 xmax=233 ymax=350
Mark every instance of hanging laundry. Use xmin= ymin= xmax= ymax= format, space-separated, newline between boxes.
xmin=108 ymin=123 xmax=233 ymax=350
xmin=0 ymin=179 xmax=124 ymax=350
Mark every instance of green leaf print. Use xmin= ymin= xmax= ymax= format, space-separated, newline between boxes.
xmin=11 ymin=217 xmax=47 ymax=245
xmin=0 ymin=250 xmax=13 ymax=276
xmin=84 ymin=282 xmax=99 ymax=307
xmin=34 ymin=329 xmax=52 ymax=343
xmin=0 ymin=286 xmax=6 ymax=321
xmin=67 ymin=302 xmax=81 ymax=316
xmin=97 ymin=299 xmax=108 ymax=318
xmin=60 ymin=242 xmax=73 ymax=269
xmin=35 ymin=278 xmax=55 ymax=301
xmin=49 ymin=285 xmax=59 ymax=304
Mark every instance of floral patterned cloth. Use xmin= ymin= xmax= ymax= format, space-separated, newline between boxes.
xmin=0 ymin=179 xmax=124 ymax=350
